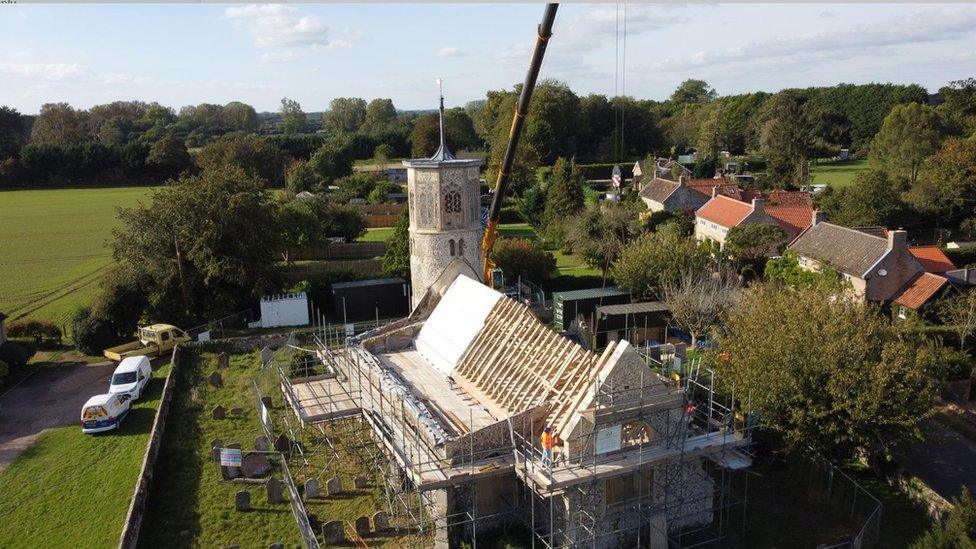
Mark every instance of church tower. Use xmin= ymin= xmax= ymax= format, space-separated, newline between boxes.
xmin=403 ymin=86 xmax=483 ymax=307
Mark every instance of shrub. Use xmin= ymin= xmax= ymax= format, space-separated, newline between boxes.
xmin=71 ymin=308 xmax=120 ymax=356
xmin=0 ymin=340 xmax=34 ymax=368
xmin=6 ymin=319 xmax=62 ymax=345
xmin=492 ymin=238 xmax=556 ymax=284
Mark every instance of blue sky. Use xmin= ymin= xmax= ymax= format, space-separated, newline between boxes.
xmin=2 ymin=3 xmax=975 ymax=114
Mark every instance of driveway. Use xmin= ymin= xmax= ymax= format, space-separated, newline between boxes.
xmin=896 ymin=420 xmax=976 ymax=501
xmin=0 ymin=360 xmax=116 ymax=472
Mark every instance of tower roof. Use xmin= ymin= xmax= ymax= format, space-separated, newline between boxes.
xmin=403 ymin=84 xmax=482 ymax=169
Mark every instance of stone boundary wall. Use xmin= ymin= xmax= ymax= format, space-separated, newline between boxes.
xmin=117 ymin=345 xmax=182 ymax=549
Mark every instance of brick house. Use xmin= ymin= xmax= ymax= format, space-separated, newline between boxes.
xmin=640 ymin=175 xmax=739 ymax=213
xmin=693 ymin=189 xmax=815 ymax=252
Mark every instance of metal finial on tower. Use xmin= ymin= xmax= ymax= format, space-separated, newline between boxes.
xmin=431 ymin=77 xmax=454 ymax=161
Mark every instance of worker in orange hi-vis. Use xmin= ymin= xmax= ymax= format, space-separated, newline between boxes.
xmin=540 ymin=426 xmax=558 ymax=467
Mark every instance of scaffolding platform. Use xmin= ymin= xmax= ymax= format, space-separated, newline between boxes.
xmin=285 ymin=377 xmax=361 ymax=423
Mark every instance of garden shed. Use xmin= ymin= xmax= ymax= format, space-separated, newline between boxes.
xmin=552 ymin=286 xmax=630 ymax=331
xmin=330 ymin=277 xmax=410 ymax=322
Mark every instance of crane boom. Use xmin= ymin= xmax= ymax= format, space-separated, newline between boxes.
xmin=481 ymin=3 xmax=558 ymax=286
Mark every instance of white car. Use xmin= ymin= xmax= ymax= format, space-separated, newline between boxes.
xmin=109 ymin=356 xmax=152 ymax=400
xmin=80 ymin=393 xmax=131 ymax=434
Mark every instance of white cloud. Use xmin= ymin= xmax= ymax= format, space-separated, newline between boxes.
xmin=0 ymin=62 xmax=83 ymax=81
xmin=437 ymin=47 xmax=464 ymax=58
xmin=260 ymin=50 xmax=300 ymax=64
xmin=225 ymin=4 xmax=347 ymax=50
xmin=101 ymin=73 xmax=150 ymax=85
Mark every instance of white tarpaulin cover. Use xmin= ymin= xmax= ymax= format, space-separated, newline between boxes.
xmin=415 ymin=275 xmax=502 ymax=375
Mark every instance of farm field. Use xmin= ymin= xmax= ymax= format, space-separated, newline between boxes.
xmin=0 ymin=186 xmax=153 ymax=328
xmin=810 ymin=159 xmax=870 ymax=188
xmin=0 ymin=362 xmax=171 ymax=548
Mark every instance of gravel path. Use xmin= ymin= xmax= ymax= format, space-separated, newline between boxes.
xmin=897 ymin=420 xmax=976 ymax=501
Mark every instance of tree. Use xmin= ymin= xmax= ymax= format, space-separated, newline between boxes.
xmin=323 ymin=97 xmax=368 ymax=133
xmin=815 ymin=169 xmax=910 ymax=228
xmin=280 ymin=97 xmax=306 ymax=134
xmin=30 ymin=102 xmax=87 ymax=146
xmin=764 ymin=251 xmax=846 ymax=291
xmin=196 ymin=134 xmax=286 ymax=186
xmin=543 ymin=157 xmax=585 ymax=224
xmin=716 ymin=283 xmax=936 ymax=463
xmin=661 ymin=268 xmax=738 ymax=347
xmin=938 ymin=78 xmax=976 ymax=138
xmin=760 ymin=91 xmax=815 ymax=188
xmin=907 ymin=138 xmax=976 ymax=225
xmin=285 ymin=159 xmax=319 ymax=194
xmin=516 ymin=183 xmax=546 ymax=228
xmin=277 ymin=196 xmax=366 ymax=262
xmin=565 ymin=202 xmax=641 ymax=278
xmin=610 ymin=223 xmax=711 ymax=300
xmin=382 ymin=210 xmax=410 ymax=279
xmin=410 ymin=113 xmax=441 ymax=158
xmin=724 ymin=223 xmax=788 ymax=274
xmin=367 ymin=180 xmax=399 ymax=204
xmin=410 ymin=108 xmax=480 ymax=158
xmin=870 ymin=103 xmax=944 ymax=185
xmin=308 ymin=135 xmax=354 ymax=183
xmin=147 ymin=133 xmax=192 ymax=180
xmin=670 ymin=79 xmax=716 ymax=106
xmin=110 ymin=166 xmax=281 ymax=324
xmin=363 ymin=98 xmax=397 ymax=132
xmin=0 ymin=106 xmax=28 ymax=161
xmin=492 ymin=238 xmax=556 ymax=283
xmin=911 ymin=487 xmax=976 ymax=548
xmin=220 ymin=101 xmax=258 ymax=132
xmin=332 ymin=173 xmax=378 ymax=203
xmin=941 ymin=289 xmax=976 ymax=351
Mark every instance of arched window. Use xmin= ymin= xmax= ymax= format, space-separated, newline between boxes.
xmin=449 ymin=239 xmax=456 ymax=256
xmin=458 ymin=238 xmax=465 ymax=256
xmin=444 ymin=190 xmax=463 ymax=228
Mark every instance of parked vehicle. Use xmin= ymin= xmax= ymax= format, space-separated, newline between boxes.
xmin=103 ymin=324 xmax=190 ymax=361
xmin=108 ymin=356 xmax=152 ymax=400
xmin=80 ymin=393 xmax=131 ymax=434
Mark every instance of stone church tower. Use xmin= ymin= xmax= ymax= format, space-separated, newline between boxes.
xmin=403 ymin=93 xmax=483 ymax=307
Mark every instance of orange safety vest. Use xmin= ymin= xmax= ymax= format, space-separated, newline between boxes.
xmin=540 ymin=432 xmax=557 ymax=449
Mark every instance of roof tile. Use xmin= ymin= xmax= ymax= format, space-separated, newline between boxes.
xmin=909 ymin=246 xmax=957 ymax=274
xmin=894 ymin=273 xmax=948 ymax=309
xmin=696 ymin=195 xmax=753 ymax=228
xmin=789 ymin=222 xmax=889 ymax=276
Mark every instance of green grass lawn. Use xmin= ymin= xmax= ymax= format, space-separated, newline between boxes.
xmin=0 ymin=186 xmax=153 ymax=327
xmin=810 ymin=159 xmax=870 ymax=188
xmin=0 ymin=362 xmax=172 ymax=548
xmin=141 ymin=350 xmax=422 ymax=547
xmin=358 ymin=226 xmax=395 ymax=242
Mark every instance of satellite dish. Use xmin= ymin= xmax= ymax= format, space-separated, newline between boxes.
xmin=878 ymin=269 xmax=888 ymax=277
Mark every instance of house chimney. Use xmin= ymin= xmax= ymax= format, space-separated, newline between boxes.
xmin=812 ymin=209 xmax=826 ymax=226
xmin=751 ymin=197 xmax=765 ymax=214
xmin=887 ymin=229 xmax=907 ymax=250
xmin=712 ymin=185 xmax=719 ymax=198
xmin=678 ymin=175 xmax=685 ymax=186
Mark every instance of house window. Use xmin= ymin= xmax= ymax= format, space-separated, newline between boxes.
xmin=458 ymin=238 xmax=465 ymax=257
xmin=710 ymin=223 xmax=717 ymax=230
xmin=898 ymin=306 xmax=908 ymax=319
xmin=721 ymin=228 xmax=728 ymax=235
xmin=698 ymin=219 xmax=705 ymax=226
xmin=605 ymin=472 xmax=653 ymax=506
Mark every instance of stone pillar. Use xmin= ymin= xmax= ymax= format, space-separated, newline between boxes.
xmin=431 ymin=488 xmax=451 ymax=549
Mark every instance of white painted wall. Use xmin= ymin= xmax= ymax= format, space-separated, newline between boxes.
xmin=249 ymin=293 xmax=310 ymax=329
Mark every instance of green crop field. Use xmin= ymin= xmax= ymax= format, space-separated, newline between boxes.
xmin=0 ymin=363 xmax=171 ymax=548
xmin=810 ymin=159 xmax=870 ymax=188
xmin=0 ymin=186 xmax=153 ymax=327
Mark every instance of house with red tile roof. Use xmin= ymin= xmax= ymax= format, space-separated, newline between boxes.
xmin=908 ymin=246 xmax=957 ymax=274
xmin=638 ymin=175 xmax=738 ymax=213
xmin=694 ymin=194 xmax=781 ymax=250
xmin=693 ymin=188 xmax=815 ymax=251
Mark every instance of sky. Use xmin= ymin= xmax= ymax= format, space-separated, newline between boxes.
xmin=1 ymin=3 xmax=975 ymax=114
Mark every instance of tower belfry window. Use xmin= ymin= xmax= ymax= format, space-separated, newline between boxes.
xmin=444 ymin=190 xmax=462 ymax=227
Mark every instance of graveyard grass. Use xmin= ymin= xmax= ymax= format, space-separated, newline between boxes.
xmin=140 ymin=350 xmax=422 ymax=547
xmin=0 ymin=362 xmax=172 ymax=548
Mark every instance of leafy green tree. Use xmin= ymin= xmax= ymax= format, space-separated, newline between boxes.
xmin=98 ymin=116 xmax=135 ymax=146
xmin=764 ymin=251 xmax=846 ymax=291
xmin=382 ymin=210 xmax=410 ymax=279
xmin=285 ymin=159 xmax=319 ymax=194
xmin=0 ymin=106 xmax=28 ymax=160
xmin=725 ymin=223 xmax=788 ymax=273
xmin=332 ymin=173 xmax=377 ymax=203
xmin=911 ymin=488 xmax=976 ymax=548
xmin=110 ymin=166 xmax=281 ymax=324
xmin=323 ymin=97 xmax=368 ymax=133
xmin=492 ymin=238 xmax=556 ymax=283
xmin=760 ymin=91 xmax=815 ymax=188
xmin=373 ymin=143 xmax=395 ymax=163
xmin=716 ymin=282 xmax=936 ymax=464
xmin=670 ymin=79 xmax=716 ymax=106
xmin=543 ymin=157 xmax=585 ymax=224
xmin=938 ymin=78 xmax=976 ymax=137
xmin=147 ymin=133 xmax=193 ymax=180
xmin=815 ymin=169 xmax=909 ymax=228
xmin=277 ymin=196 xmax=366 ymax=262
xmin=870 ymin=103 xmax=944 ymax=185
xmin=577 ymin=94 xmax=614 ymax=160
xmin=308 ymin=135 xmax=354 ymax=183
xmin=280 ymin=97 xmax=306 ymax=134
xmin=367 ymin=180 xmax=399 ymax=204
xmin=610 ymin=223 xmax=711 ymax=300
xmin=220 ymin=101 xmax=258 ymax=132
xmin=196 ymin=134 xmax=286 ymax=187
xmin=907 ymin=138 xmax=976 ymax=225
xmin=410 ymin=113 xmax=440 ymax=158
xmin=30 ymin=102 xmax=88 ymax=146
xmin=516 ymin=183 xmax=546 ymax=228
xmin=363 ymin=98 xmax=397 ymax=132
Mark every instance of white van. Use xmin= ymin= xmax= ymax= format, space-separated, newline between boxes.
xmin=80 ymin=393 xmax=131 ymax=434
xmin=109 ymin=356 xmax=152 ymax=400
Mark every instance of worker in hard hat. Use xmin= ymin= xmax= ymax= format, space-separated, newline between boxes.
xmin=540 ymin=426 xmax=557 ymax=467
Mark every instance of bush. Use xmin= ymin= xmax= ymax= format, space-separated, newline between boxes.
xmin=492 ymin=238 xmax=556 ymax=284
xmin=71 ymin=308 xmax=121 ymax=356
xmin=0 ymin=340 xmax=34 ymax=368
xmin=6 ymin=320 xmax=62 ymax=345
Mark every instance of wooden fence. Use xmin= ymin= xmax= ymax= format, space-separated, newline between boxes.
xmin=356 ymin=203 xmax=405 ymax=228
xmin=282 ymin=259 xmax=385 ymax=283
xmin=286 ymin=241 xmax=387 ymax=262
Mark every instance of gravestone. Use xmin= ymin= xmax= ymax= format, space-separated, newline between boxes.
xmin=223 ymin=443 xmax=243 ymax=479
xmin=210 ymin=439 xmax=222 ymax=461
xmin=326 ymin=477 xmax=342 ymax=497
xmin=226 ymin=442 xmax=241 ymax=450
xmin=242 ymin=453 xmax=272 ymax=478
xmin=212 ymin=405 xmax=225 ymax=420
xmin=322 ymin=521 xmax=345 ymax=544
xmin=274 ymin=433 xmax=290 ymax=453
xmin=255 ymin=435 xmax=269 ymax=451
xmin=305 ymin=478 xmax=321 ymax=498
xmin=235 ymin=491 xmax=251 ymax=511
xmin=371 ymin=511 xmax=389 ymax=532
xmin=217 ymin=352 xmax=229 ymax=369
xmin=354 ymin=475 xmax=367 ymax=490
xmin=266 ymin=478 xmax=283 ymax=504
xmin=230 ymin=407 xmax=244 ymax=417
xmin=355 ymin=516 xmax=370 ymax=537
xmin=209 ymin=372 xmax=223 ymax=388
xmin=261 ymin=396 xmax=273 ymax=409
